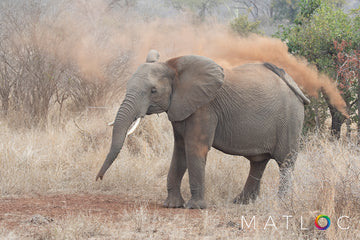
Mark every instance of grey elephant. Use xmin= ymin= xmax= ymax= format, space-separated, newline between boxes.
xmin=96 ymin=50 xmax=310 ymax=209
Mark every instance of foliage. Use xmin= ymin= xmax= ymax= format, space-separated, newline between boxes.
xmin=272 ymin=0 xmax=344 ymax=23
xmin=230 ymin=15 xmax=262 ymax=36
xmin=272 ymin=0 xmax=299 ymax=22
xmin=168 ymin=0 xmax=224 ymax=21
xmin=278 ymin=2 xmax=353 ymax=73
xmin=334 ymin=40 xmax=360 ymax=131
xmin=296 ymin=0 xmax=321 ymax=21
xmin=275 ymin=0 xmax=359 ymax=134
xmin=334 ymin=40 xmax=359 ymax=100
xmin=351 ymin=7 xmax=360 ymax=48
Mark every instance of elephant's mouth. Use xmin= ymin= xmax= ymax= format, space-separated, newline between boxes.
xmin=146 ymin=105 xmax=164 ymax=115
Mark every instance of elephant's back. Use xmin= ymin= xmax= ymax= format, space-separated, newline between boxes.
xmin=226 ymin=63 xmax=290 ymax=93
xmin=224 ymin=63 xmax=305 ymax=109
xmin=221 ymin=64 xmax=297 ymax=110
xmin=211 ymin=63 xmax=304 ymax=157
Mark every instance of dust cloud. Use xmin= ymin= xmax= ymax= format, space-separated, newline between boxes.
xmin=27 ymin=0 xmax=347 ymax=116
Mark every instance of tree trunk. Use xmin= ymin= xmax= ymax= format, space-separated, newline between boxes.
xmin=328 ymin=102 xmax=346 ymax=139
xmin=314 ymin=100 xmax=320 ymax=131
xmin=323 ymin=91 xmax=345 ymax=139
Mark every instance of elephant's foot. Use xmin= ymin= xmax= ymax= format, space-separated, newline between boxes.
xmin=163 ymin=195 xmax=185 ymax=208
xmin=185 ymin=198 xmax=207 ymax=209
xmin=233 ymin=192 xmax=258 ymax=205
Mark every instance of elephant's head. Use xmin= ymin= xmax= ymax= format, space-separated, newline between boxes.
xmin=96 ymin=50 xmax=224 ymax=180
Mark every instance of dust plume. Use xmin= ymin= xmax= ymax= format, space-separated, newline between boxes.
xmin=118 ymin=21 xmax=348 ymax=117
xmin=22 ymin=0 xmax=347 ymax=116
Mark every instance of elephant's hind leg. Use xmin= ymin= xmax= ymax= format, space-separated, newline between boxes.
xmin=164 ymin=125 xmax=187 ymax=208
xmin=233 ymin=157 xmax=269 ymax=205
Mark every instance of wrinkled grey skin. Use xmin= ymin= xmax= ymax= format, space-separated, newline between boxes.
xmin=96 ymin=50 xmax=309 ymax=209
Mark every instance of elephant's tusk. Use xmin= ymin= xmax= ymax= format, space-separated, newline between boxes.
xmin=126 ymin=118 xmax=141 ymax=136
xmin=108 ymin=118 xmax=140 ymax=134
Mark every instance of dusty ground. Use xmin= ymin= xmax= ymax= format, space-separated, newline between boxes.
xmin=1 ymin=191 xmax=359 ymax=240
xmin=0 ymin=194 xmax=212 ymax=239
xmin=0 ymin=194 xmax=205 ymax=225
xmin=1 ymin=194 xmax=141 ymax=227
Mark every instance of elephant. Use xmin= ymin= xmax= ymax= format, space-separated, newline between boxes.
xmin=96 ymin=50 xmax=310 ymax=209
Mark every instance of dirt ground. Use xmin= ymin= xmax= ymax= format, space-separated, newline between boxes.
xmin=0 ymin=194 xmax=205 ymax=237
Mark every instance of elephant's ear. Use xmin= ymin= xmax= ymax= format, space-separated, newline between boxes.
xmin=166 ymin=55 xmax=224 ymax=121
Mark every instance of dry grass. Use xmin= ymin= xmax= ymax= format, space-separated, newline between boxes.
xmin=1 ymin=112 xmax=360 ymax=239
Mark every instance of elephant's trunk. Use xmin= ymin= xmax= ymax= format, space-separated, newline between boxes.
xmin=96 ymin=93 xmax=139 ymax=180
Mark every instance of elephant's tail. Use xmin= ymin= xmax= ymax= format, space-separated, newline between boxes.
xmin=264 ymin=62 xmax=310 ymax=105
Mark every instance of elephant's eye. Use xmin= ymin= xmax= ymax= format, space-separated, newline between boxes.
xmin=151 ymin=87 xmax=157 ymax=94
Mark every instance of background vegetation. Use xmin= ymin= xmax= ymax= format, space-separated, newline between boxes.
xmin=0 ymin=0 xmax=359 ymax=136
xmin=275 ymin=0 xmax=360 ymax=138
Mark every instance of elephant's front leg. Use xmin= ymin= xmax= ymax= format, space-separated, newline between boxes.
xmin=183 ymin=107 xmax=217 ymax=209
xmin=184 ymin=143 xmax=208 ymax=209
xmin=164 ymin=128 xmax=187 ymax=208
